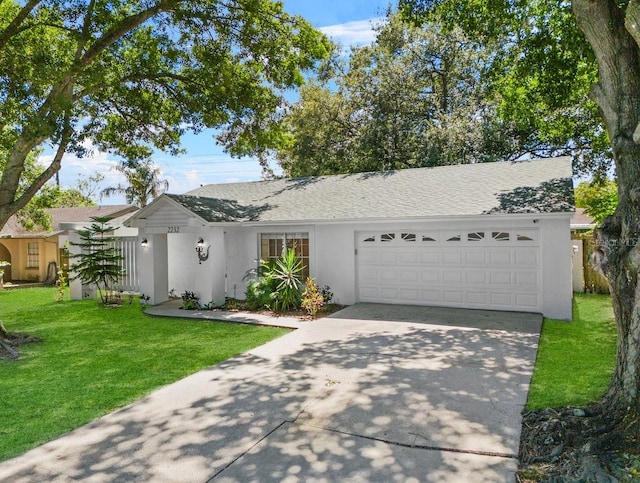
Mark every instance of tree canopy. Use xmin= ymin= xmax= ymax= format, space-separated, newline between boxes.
xmin=574 ymin=179 xmax=618 ymax=224
xmin=0 ymin=0 xmax=331 ymax=230
xmin=276 ymin=9 xmax=610 ymax=178
xmin=277 ymin=15 xmax=512 ymax=176
xmin=399 ymin=0 xmax=611 ymax=179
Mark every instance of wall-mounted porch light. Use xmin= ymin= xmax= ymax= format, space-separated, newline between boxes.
xmin=195 ymin=237 xmax=209 ymax=264
xmin=140 ymin=238 xmax=148 ymax=247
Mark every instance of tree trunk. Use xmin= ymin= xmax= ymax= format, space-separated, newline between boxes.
xmin=572 ymin=0 xmax=640 ymax=415
xmin=595 ymin=144 xmax=640 ymax=412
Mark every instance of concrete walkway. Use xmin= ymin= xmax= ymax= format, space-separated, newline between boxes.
xmin=0 ymin=304 xmax=542 ymax=482
xmin=144 ymin=299 xmax=310 ymax=329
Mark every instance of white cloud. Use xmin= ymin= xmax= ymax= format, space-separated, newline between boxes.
xmin=320 ymin=18 xmax=383 ymax=48
xmin=40 ymin=146 xmax=122 ymax=193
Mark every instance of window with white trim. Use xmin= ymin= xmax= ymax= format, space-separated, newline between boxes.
xmin=27 ymin=241 xmax=39 ymax=268
xmin=260 ymin=233 xmax=310 ymax=279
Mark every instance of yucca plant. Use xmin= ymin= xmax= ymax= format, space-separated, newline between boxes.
xmin=267 ymin=249 xmax=304 ymax=311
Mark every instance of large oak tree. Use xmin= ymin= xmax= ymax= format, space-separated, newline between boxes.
xmin=401 ymin=0 xmax=640 ymax=470
xmin=277 ymin=15 xmax=504 ymax=176
xmin=0 ymin=0 xmax=330 ymax=230
xmin=277 ymin=10 xmax=609 ymax=182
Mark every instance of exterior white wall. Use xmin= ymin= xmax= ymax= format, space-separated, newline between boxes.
xmin=167 ymin=233 xmax=200 ymax=297
xmin=138 ymin=234 xmax=168 ymax=305
xmin=224 ymin=224 xmax=316 ymax=300
xmin=208 ymin=228 xmax=226 ymax=307
xmin=133 ymin=199 xmax=226 ymax=306
xmin=68 ymin=230 xmax=84 ymax=300
xmin=314 ymin=224 xmax=356 ymax=305
xmin=224 ymin=226 xmax=255 ymax=300
xmin=539 ymin=217 xmax=573 ymax=320
xmin=223 ymin=217 xmax=573 ymax=319
xmin=166 ymin=229 xmax=226 ymax=306
xmin=225 ymin=223 xmax=356 ymax=305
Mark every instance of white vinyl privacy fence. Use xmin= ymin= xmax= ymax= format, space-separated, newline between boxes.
xmin=110 ymin=236 xmax=139 ymax=293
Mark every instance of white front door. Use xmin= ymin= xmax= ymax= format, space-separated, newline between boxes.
xmin=357 ymin=229 xmax=541 ymax=312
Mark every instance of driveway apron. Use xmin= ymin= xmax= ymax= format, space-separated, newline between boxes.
xmin=0 ymin=304 xmax=542 ymax=482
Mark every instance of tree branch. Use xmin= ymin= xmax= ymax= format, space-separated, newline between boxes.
xmin=78 ymin=0 xmax=181 ymax=70
xmin=626 ymin=0 xmax=640 ymax=46
xmin=9 ymin=114 xmax=72 ymax=217
xmin=75 ymin=0 xmax=97 ymax=63
xmin=0 ymin=0 xmax=41 ymax=49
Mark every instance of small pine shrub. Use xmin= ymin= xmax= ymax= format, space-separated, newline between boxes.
xmin=69 ymin=217 xmax=126 ymax=305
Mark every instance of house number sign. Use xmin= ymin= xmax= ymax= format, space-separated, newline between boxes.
xmin=167 ymin=226 xmax=180 ymax=233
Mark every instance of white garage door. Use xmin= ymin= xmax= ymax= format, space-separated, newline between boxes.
xmin=357 ymin=229 xmax=541 ymax=312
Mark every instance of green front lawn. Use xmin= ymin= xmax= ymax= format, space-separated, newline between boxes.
xmin=0 ymin=288 xmax=289 ymax=462
xmin=526 ymin=293 xmax=617 ymax=410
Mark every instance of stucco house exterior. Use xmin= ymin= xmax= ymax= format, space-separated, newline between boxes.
xmin=0 ymin=205 xmax=138 ymax=284
xmin=126 ymin=157 xmax=575 ymax=320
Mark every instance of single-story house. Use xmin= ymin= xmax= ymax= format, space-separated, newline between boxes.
xmin=0 ymin=205 xmax=138 ymax=284
xmin=126 ymin=157 xmax=575 ymax=320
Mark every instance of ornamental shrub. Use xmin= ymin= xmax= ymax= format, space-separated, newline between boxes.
xmin=302 ymin=277 xmax=324 ymax=317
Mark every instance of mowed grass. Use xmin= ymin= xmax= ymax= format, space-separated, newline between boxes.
xmin=526 ymin=293 xmax=617 ymax=410
xmin=0 ymin=287 xmax=289 ymax=462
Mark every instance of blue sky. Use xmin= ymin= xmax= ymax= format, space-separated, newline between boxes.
xmin=49 ymin=1 xmax=397 ymax=205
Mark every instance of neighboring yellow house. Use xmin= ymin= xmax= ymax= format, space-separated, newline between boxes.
xmin=0 ymin=205 xmax=138 ymax=284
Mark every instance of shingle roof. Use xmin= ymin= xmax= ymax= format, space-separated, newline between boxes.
xmin=570 ymin=208 xmax=596 ymax=229
xmin=163 ymin=157 xmax=574 ymax=223
xmin=0 ymin=205 xmax=138 ymax=237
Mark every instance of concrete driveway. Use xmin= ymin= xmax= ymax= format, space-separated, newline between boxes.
xmin=0 ymin=304 xmax=542 ymax=482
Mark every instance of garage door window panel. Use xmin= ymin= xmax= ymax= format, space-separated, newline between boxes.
xmin=467 ymin=232 xmax=485 ymax=242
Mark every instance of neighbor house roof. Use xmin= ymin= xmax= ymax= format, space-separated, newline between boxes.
xmin=131 ymin=157 xmax=574 ymax=225
xmin=570 ymin=208 xmax=596 ymax=230
xmin=0 ymin=205 xmax=139 ymax=238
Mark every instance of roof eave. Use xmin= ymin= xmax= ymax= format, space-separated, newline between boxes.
xmin=202 ymin=211 xmax=573 ymax=227
xmin=125 ymin=194 xmax=210 ymax=227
